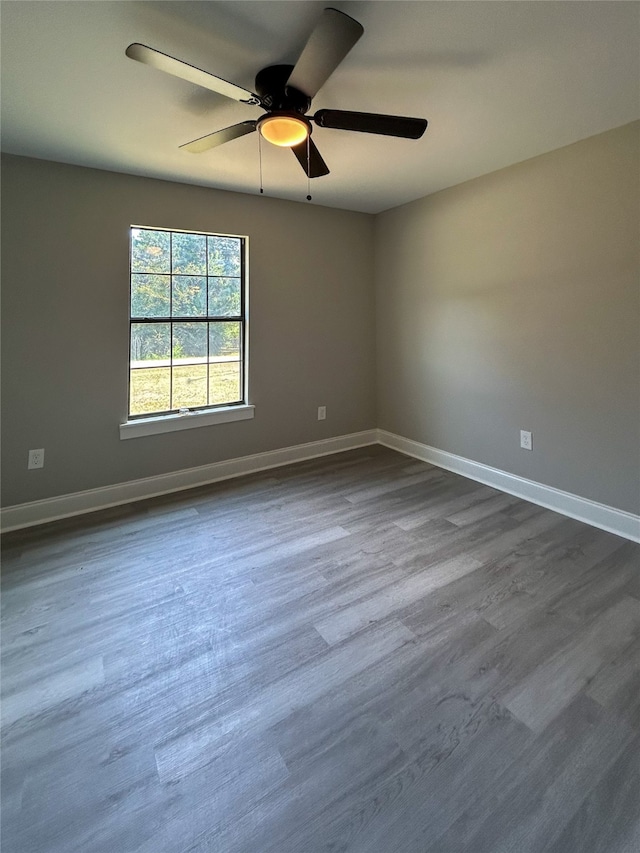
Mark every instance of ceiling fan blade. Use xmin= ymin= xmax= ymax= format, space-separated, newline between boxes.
xmin=180 ymin=121 xmax=257 ymax=153
xmin=126 ymin=43 xmax=259 ymax=104
xmin=291 ymin=137 xmax=330 ymax=178
xmin=314 ymin=109 xmax=428 ymax=139
xmin=286 ymin=8 xmax=363 ymax=99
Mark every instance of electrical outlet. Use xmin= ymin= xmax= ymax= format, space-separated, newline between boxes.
xmin=28 ymin=448 xmax=45 ymax=469
xmin=520 ymin=430 xmax=533 ymax=451
xmin=317 ymin=406 xmax=326 ymax=421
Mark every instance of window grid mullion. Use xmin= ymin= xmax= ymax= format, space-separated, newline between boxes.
xmin=131 ymin=315 xmax=242 ymax=323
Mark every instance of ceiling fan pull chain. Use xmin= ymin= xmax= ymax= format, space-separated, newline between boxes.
xmin=258 ymin=132 xmax=264 ymax=194
xmin=306 ymin=135 xmax=312 ymax=201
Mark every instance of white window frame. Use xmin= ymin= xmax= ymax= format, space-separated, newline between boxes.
xmin=120 ymin=226 xmax=252 ymax=440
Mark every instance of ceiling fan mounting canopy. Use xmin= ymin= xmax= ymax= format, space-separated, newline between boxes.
xmin=125 ymin=7 xmax=428 ymax=179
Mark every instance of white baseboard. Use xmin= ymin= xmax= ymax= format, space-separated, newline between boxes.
xmin=0 ymin=430 xmax=378 ymax=532
xmin=3 ymin=428 xmax=639 ymax=543
xmin=378 ymin=430 xmax=640 ymax=543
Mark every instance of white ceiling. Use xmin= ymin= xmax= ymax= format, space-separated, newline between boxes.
xmin=1 ymin=1 xmax=638 ymax=214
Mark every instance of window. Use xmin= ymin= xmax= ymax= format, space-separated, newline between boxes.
xmin=127 ymin=226 xmax=248 ymax=423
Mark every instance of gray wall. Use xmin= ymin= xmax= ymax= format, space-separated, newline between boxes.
xmin=375 ymin=122 xmax=640 ymax=514
xmin=3 ymin=122 xmax=639 ymax=515
xmin=1 ymin=155 xmax=376 ymax=506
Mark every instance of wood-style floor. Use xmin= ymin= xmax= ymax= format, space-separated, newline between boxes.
xmin=2 ymin=446 xmax=639 ymax=853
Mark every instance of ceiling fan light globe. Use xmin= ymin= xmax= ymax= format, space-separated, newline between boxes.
xmin=258 ymin=114 xmax=309 ymax=147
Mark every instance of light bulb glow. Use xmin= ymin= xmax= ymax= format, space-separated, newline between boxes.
xmin=258 ymin=114 xmax=309 ymax=147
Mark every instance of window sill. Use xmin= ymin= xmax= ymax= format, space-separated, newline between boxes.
xmin=119 ymin=404 xmax=255 ymax=440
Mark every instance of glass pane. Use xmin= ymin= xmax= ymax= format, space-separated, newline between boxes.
xmin=172 ymin=322 xmax=207 ymax=363
xmin=209 ymin=362 xmax=241 ymax=405
xmin=172 ymin=232 xmax=206 ymax=275
xmin=172 ymin=276 xmax=206 ymax=317
xmin=208 ymin=277 xmax=241 ymax=316
xmin=130 ymin=367 xmax=170 ymax=415
xmin=208 ymin=236 xmax=241 ymax=277
xmin=131 ymin=274 xmax=170 ymax=318
xmin=131 ymin=229 xmax=170 ymax=274
xmin=130 ymin=323 xmax=170 ymax=364
xmin=172 ymin=364 xmax=208 ymax=410
xmin=209 ymin=322 xmax=240 ymax=360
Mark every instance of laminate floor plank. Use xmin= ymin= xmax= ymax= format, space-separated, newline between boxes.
xmin=383 ymin=609 xmax=580 ymax=754
xmin=434 ymin=694 xmax=635 ymax=853
xmin=2 ymin=654 xmax=106 ymax=728
xmin=482 ymin=527 xmax=631 ymax=630
xmin=392 ymin=480 xmax=499 ymax=531
xmin=586 ymin=633 xmax=640 ymax=729
xmin=322 ymin=700 xmax=531 ymax=853
xmin=313 ymin=553 xmax=483 ymax=645
xmin=546 ymin=732 xmax=640 ymax=853
xmin=2 ymin=446 xmax=638 ymax=853
xmin=395 ymin=514 xmax=598 ymax=642
xmin=552 ymin=541 xmax=640 ymax=623
xmin=503 ymin=596 xmax=640 ymax=731
xmin=153 ymin=618 xmax=414 ymax=778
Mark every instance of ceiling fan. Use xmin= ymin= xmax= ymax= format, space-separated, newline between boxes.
xmin=126 ymin=6 xmax=428 ymax=178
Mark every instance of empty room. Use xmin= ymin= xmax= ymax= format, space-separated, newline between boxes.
xmin=1 ymin=2 xmax=639 ymax=852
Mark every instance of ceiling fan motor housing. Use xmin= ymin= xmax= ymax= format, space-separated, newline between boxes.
xmin=255 ymin=65 xmax=311 ymax=114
